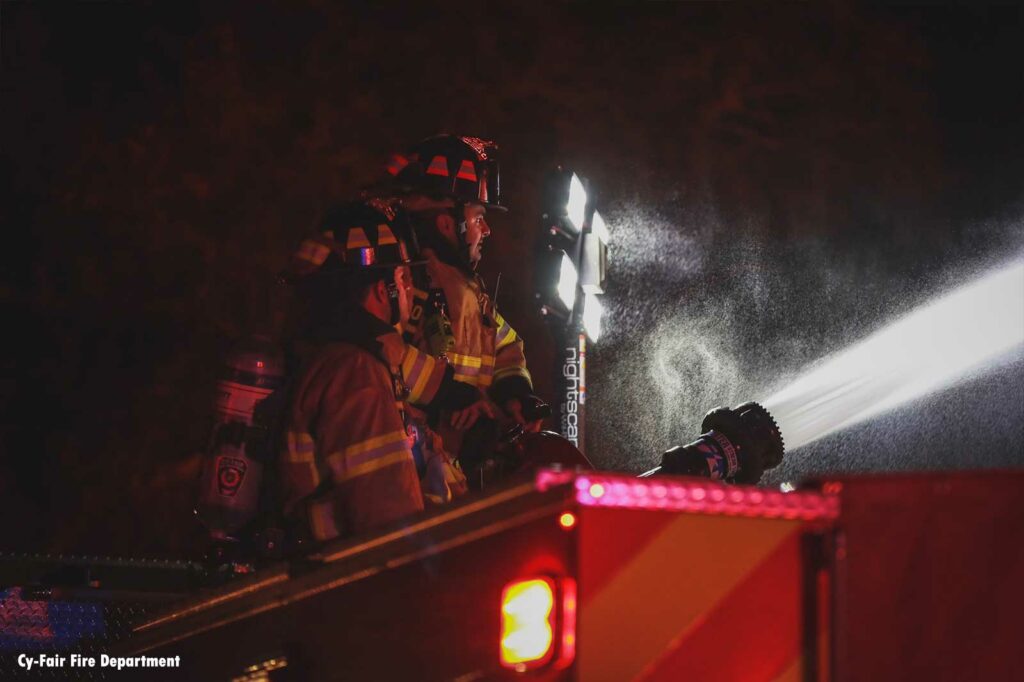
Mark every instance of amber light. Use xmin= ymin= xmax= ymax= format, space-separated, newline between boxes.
xmin=559 ymin=512 xmax=577 ymax=529
xmin=500 ymin=577 xmax=577 ymax=672
xmin=500 ymin=578 xmax=555 ymax=669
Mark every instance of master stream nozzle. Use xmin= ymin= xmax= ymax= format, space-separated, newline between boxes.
xmin=643 ymin=402 xmax=785 ymax=484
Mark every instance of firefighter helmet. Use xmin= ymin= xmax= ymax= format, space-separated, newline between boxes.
xmin=285 ymin=201 xmax=424 ymax=281
xmin=282 ymin=202 xmax=425 ymax=326
xmin=387 ymin=134 xmax=507 ymax=212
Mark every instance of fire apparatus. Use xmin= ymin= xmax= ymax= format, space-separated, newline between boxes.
xmin=4 ymin=464 xmax=1017 ymax=681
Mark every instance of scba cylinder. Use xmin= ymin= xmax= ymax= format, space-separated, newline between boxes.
xmin=197 ymin=335 xmax=286 ymax=540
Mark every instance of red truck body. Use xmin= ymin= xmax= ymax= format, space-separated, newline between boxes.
xmin=106 ymin=469 xmax=1022 ymax=681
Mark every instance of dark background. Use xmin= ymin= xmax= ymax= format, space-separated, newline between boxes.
xmin=3 ymin=1 xmax=1022 ymax=557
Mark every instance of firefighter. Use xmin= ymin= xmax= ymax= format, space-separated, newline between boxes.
xmin=278 ymin=201 xmax=469 ymax=542
xmin=385 ymin=135 xmax=544 ymax=473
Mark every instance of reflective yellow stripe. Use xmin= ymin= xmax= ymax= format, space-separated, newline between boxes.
xmin=494 ymin=311 xmax=519 ymax=349
xmin=344 ymin=430 xmax=407 ymax=458
xmin=326 ymin=429 xmax=412 ymax=483
xmin=449 ymin=352 xmax=484 ymax=369
xmin=334 ymin=449 xmax=412 ymax=483
xmin=284 ymin=431 xmax=315 ymax=463
xmin=449 ymin=354 xmax=495 ymax=373
xmin=496 ymin=328 xmax=518 ymax=349
xmin=411 ymin=364 xmax=433 ymax=400
xmin=283 ymin=431 xmax=319 ymax=491
xmin=402 ymin=347 xmax=438 ymax=401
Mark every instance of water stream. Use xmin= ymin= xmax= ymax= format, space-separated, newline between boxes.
xmin=763 ymin=259 xmax=1024 ymax=451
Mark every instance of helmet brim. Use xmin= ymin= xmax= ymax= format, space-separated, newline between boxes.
xmin=396 ymin=192 xmax=508 ymax=213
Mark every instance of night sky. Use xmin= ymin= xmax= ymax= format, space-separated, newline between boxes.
xmin=3 ymin=2 xmax=1022 ymax=556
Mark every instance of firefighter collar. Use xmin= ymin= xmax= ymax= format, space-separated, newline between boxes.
xmin=313 ymin=305 xmax=401 ymax=368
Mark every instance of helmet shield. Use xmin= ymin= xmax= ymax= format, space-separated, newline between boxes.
xmin=477 ymin=157 xmax=501 ymax=208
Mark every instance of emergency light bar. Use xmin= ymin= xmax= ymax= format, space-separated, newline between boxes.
xmin=534 ymin=469 xmax=839 ymax=521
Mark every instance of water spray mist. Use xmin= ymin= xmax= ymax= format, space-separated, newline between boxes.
xmin=763 ymin=259 xmax=1024 ymax=451
xmin=644 ymin=258 xmax=1023 ymax=485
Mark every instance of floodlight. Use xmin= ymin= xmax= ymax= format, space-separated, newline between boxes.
xmin=583 ymin=293 xmax=603 ymax=342
xmin=557 ymin=253 xmax=578 ymax=311
xmin=536 ymin=248 xmax=578 ymax=316
xmin=566 ymin=174 xmax=587 ymax=234
xmin=579 ymin=232 xmax=607 ymax=295
xmin=591 ymin=211 xmax=610 ymax=245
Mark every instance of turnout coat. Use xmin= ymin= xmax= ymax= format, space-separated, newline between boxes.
xmin=412 ymin=250 xmax=534 ymax=457
xmin=279 ymin=308 xmax=424 ymax=541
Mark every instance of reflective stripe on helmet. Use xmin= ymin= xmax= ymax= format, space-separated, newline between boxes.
xmin=456 ymin=159 xmax=478 ymax=182
xmin=427 ymin=155 xmax=449 ymax=176
xmin=390 ymin=135 xmax=504 ymax=210
xmin=295 ymin=238 xmax=331 ymax=267
xmin=387 ymin=154 xmax=410 ymax=176
xmin=377 ymin=224 xmax=398 ymax=245
xmin=346 ymin=227 xmax=371 ymax=249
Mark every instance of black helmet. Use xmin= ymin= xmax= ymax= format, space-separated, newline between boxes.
xmin=387 ymin=134 xmax=506 ymax=212
xmin=286 ymin=202 xmax=423 ymax=280
xmin=284 ymin=202 xmax=425 ymax=327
